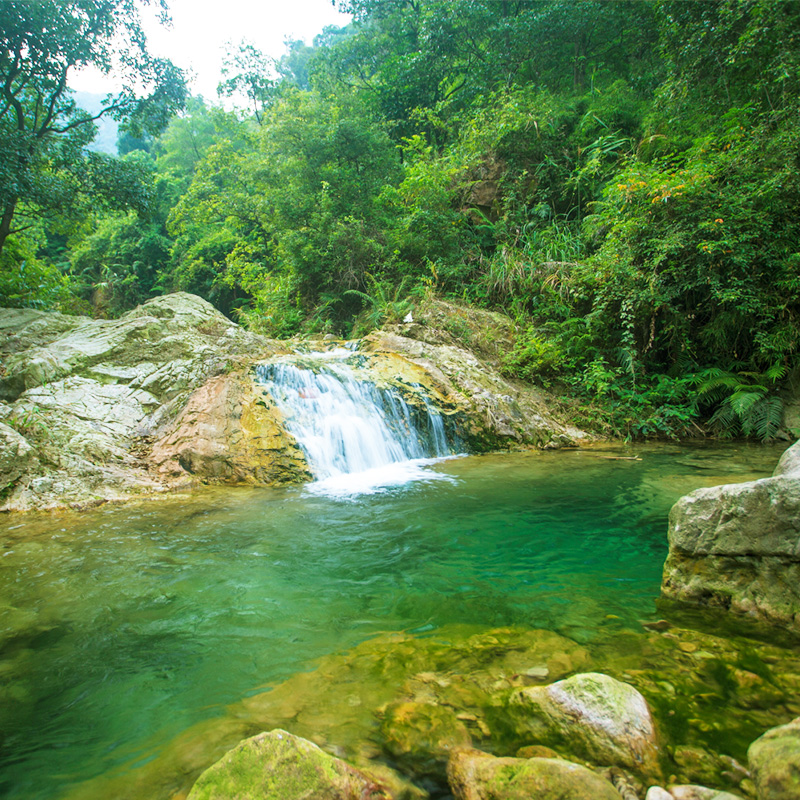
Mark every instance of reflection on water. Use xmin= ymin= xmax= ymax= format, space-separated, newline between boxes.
xmin=0 ymin=442 xmax=790 ymax=799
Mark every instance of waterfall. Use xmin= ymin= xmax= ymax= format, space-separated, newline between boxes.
xmin=254 ymin=351 xmax=455 ymax=491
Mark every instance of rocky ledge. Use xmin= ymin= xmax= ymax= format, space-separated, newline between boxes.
xmin=661 ymin=439 xmax=800 ymax=632
xmin=0 ymin=293 xmax=587 ymax=512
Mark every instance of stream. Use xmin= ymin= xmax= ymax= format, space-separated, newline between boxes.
xmin=0 ymin=441 xmax=791 ymax=798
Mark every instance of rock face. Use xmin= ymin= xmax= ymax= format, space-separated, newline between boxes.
xmin=363 ymin=305 xmax=585 ymax=451
xmin=748 ymin=717 xmax=800 ymax=800
xmin=447 ymin=748 xmax=621 ymax=800
xmin=507 ymin=672 xmax=662 ymax=780
xmin=150 ymin=373 xmax=310 ymax=485
xmin=186 ymin=729 xmax=394 ymax=800
xmin=0 ymin=293 xmax=289 ymax=510
xmin=661 ymin=439 xmax=800 ymax=631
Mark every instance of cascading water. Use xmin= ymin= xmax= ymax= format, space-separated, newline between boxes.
xmin=254 ymin=350 xmax=456 ymax=493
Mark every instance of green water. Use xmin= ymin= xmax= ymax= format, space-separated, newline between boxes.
xmin=0 ymin=442 xmax=789 ymax=798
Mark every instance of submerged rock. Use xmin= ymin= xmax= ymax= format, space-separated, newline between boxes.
xmin=661 ymin=439 xmax=800 ymax=632
xmin=507 ymin=672 xmax=662 ymax=780
xmin=186 ymin=729 xmax=394 ymax=799
xmin=379 ymin=701 xmax=472 ymax=777
xmin=447 ymin=748 xmax=620 ymax=800
xmin=748 ymin=716 xmax=800 ymax=800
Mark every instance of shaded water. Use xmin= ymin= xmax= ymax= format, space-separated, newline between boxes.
xmin=0 ymin=442 xmax=790 ymax=799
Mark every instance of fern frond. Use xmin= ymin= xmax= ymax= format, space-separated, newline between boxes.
xmin=764 ymin=362 xmax=788 ymax=382
xmin=729 ymin=388 xmax=766 ymax=417
xmin=708 ymin=402 xmax=739 ymax=438
xmin=748 ymin=396 xmax=784 ymax=441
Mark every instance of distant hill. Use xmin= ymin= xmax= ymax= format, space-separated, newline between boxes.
xmin=73 ymin=90 xmax=119 ymax=155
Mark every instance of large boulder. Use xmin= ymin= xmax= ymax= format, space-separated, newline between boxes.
xmin=661 ymin=440 xmax=800 ymax=631
xmin=186 ymin=729 xmax=394 ymax=800
xmin=748 ymin=717 xmax=800 ymax=800
xmin=361 ymin=301 xmax=588 ymax=451
xmin=0 ymin=294 xmax=287 ymax=510
xmin=150 ymin=372 xmax=310 ymax=485
xmin=507 ymin=672 xmax=662 ymax=780
xmin=447 ymin=748 xmax=620 ymax=800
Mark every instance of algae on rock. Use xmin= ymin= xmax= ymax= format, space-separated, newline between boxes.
xmin=447 ymin=748 xmax=621 ymax=800
xmin=507 ymin=672 xmax=662 ymax=781
xmin=187 ymin=729 xmax=395 ymax=800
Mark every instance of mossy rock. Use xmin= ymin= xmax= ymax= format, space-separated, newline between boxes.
xmin=748 ymin=717 xmax=800 ymax=800
xmin=507 ymin=672 xmax=662 ymax=781
xmin=447 ymin=747 xmax=620 ymax=800
xmin=186 ymin=729 xmax=393 ymax=800
xmin=379 ymin=701 xmax=472 ymax=777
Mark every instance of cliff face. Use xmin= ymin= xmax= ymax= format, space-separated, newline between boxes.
xmin=0 ymin=294 xmax=587 ymax=512
xmin=661 ymin=440 xmax=800 ymax=632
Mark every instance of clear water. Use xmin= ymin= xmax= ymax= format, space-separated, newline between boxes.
xmin=0 ymin=442 xmax=788 ymax=799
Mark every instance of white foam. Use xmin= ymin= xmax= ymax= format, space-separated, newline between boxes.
xmin=305 ymin=457 xmax=458 ymax=499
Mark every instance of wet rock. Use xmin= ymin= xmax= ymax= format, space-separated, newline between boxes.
xmin=607 ymin=766 xmax=641 ymax=800
xmin=748 ymin=716 xmax=800 ymax=800
xmin=361 ymin=323 xmax=589 ymax=451
xmin=379 ymin=701 xmax=472 ymax=777
xmin=507 ymin=672 xmax=662 ymax=780
xmin=645 ymin=787 xmax=674 ymax=800
xmin=672 ymin=746 xmax=724 ymax=786
xmin=447 ymin=747 xmax=621 ymax=800
xmin=661 ymin=439 xmax=800 ymax=632
xmin=515 ymin=744 xmax=562 ymax=759
xmin=186 ymin=729 xmax=395 ymax=799
xmin=642 ymin=620 xmax=673 ymax=632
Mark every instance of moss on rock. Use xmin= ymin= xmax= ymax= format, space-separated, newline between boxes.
xmin=187 ymin=729 xmax=393 ymax=800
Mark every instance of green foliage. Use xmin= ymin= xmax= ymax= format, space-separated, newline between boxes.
xmin=0 ymin=0 xmax=186 ymax=257
xmin=347 ymin=273 xmax=416 ymax=336
xmin=694 ymin=366 xmax=786 ymax=442
xmin=166 ymin=87 xmax=401 ymax=323
xmin=69 ymin=210 xmax=172 ymax=316
xmin=5 ymin=0 xmax=799 ymax=442
xmin=0 ymin=230 xmax=73 ymax=309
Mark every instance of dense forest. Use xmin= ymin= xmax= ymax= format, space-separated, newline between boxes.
xmin=2 ymin=0 xmax=799 ymax=440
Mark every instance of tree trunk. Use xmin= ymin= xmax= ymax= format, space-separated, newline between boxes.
xmin=0 ymin=199 xmax=18 ymax=257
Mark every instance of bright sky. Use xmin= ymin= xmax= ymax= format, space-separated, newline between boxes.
xmin=72 ymin=0 xmax=352 ymax=100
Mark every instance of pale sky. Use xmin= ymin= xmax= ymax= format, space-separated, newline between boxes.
xmin=72 ymin=0 xmax=352 ymax=100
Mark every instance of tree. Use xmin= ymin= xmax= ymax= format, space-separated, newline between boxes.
xmin=0 ymin=0 xmax=187 ymax=256
xmin=218 ymin=42 xmax=277 ymax=125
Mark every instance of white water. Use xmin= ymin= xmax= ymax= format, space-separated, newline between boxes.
xmin=255 ymin=352 xmax=456 ymax=494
